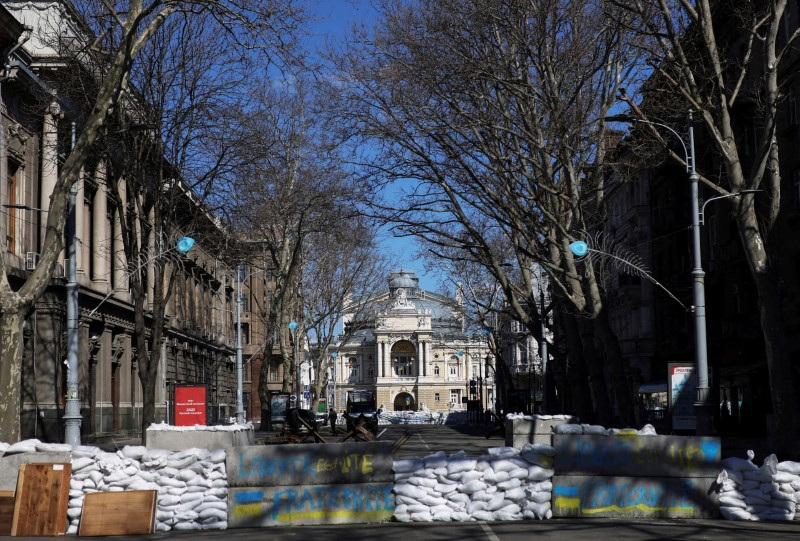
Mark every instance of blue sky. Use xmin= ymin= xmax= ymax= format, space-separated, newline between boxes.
xmin=307 ymin=0 xmax=441 ymax=292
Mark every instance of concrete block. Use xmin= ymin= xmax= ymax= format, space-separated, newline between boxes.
xmin=145 ymin=427 xmax=254 ymax=451
xmin=0 ymin=452 xmax=71 ymax=491
xmin=552 ymin=474 xmax=718 ymax=518
xmin=553 ymin=435 xmax=721 ymax=478
xmin=226 ymin=441 xmax=393 ymax=488
xmin=505 ymin=416 xmax=580 ymax=447
xmin=228 ymin=482 xmax=395 ymax=527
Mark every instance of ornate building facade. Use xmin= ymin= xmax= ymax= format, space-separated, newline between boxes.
xmin=333 ymin=272 xmax=492 ymax=413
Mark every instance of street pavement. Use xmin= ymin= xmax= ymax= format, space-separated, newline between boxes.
xmin=12 ymin=518 xmax=800 ymax=540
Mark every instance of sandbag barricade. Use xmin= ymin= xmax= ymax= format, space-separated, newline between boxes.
xmin=226 ymin=441 xmax=394 ymax=527
xmin=552 ymin=434 xmax=720 ymax=518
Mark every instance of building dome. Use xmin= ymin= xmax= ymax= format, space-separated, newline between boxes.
xmin=388 ymin=271 xmax=419 ymax=292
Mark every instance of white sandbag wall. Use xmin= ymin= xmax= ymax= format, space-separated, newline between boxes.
xmin=392 ymin=444 xmax=556 ymax=522
xmin=67 ymin=444 xmax=228 ymax=533
xmin=716 ymin=450 xmax=800 ymax=521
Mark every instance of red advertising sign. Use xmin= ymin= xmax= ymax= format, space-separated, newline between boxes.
xmin=174 ymin=385 xmax=207 ymax=426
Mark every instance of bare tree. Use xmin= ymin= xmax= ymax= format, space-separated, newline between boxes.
xmin=301 ymin=216 xmax=394 ymax=414
xmin=221 ymin=77 xmax=365 ymax=423
xmin=0 ymin=0 xmax=301 ymax=442
xmin=327 ymin=0 xmax=645 ymax=424
xmin=610 ymin=0 xmax=800 ymax=454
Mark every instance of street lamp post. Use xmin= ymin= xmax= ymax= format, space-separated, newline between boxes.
xmin=598 ymin=109 xmax=722 ymax=434
xmin=288 ymin=321 xmax=300 ymax=406
xmin=330 ymin=350 xmax=338 ymax=411
xmin=234 ymin=264 xmax=246 ymax=424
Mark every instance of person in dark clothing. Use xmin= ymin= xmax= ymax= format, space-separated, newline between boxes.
xmin=328 ymin=409 xmax=338 ymax=435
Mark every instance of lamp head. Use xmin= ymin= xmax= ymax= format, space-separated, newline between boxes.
xmin=288 ymin=321 xmax=298 ymax=331
xmin=176 ymin=236 xmax=195 ymax=253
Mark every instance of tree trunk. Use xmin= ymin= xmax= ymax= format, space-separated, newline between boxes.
xmin=594 ymin=307 xmax=637 ymax=427
xmin=560 ymin=311 xmax=593 ymax=422
xmin=754 ymin=268 xmax=800 ymax=458
xmin=0 ymin=310 xmax=24 ymax=442
xmin=258 ymin=339 xmax=275 ymax=430
xmin=577 ymin=318 xmax=613 ymax=426
xmin=141 ymin=369 xmax=157 ymax=446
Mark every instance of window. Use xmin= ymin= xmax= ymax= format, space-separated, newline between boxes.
xmin=434 ymin=393 xmax=440 ymax=402
xmin=450 ymin=389 xmax=460 ymax=404
xmin=240 ymin=323 xmax=250 ymax=344
xmin=434 ymin=365 xmax=440 ymax=376
xmin=449 ymin=364 xmax=458 ymax=377
xmin=268 ymin=360 xmax=278 ymax=381
xmin=367 ymin=365 xmax=374 ymax=377
xmin=6 ymin=165 xmax=17 ymax=253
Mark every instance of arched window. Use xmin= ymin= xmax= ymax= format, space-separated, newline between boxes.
xmin=434 ymin=365 xmax=440 ymax=376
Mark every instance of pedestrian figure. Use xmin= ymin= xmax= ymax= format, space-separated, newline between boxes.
xmin=328 ymin=409 xmax=338 ymax=435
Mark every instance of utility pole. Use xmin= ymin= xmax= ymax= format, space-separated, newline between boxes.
xmin=64 ymin=122 xmax=81 ymax=446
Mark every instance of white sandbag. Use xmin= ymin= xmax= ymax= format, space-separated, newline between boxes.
xmin=4 ymin=439 xmax=41 ymax=454
xmin=71 ymin=456 xmax=96 ymax=472
xmin=759 ymin=482 xmax=779 ymax=494
xmin=527 ymin=465 xmax=554 ymax=481
xmin=718 ymin=496 xmax=747 ymax=509
xmin=156 ymin=522 xmax=172 ymax=531
xmin=394 ymin=458 xmax=424 ymax=474
xmin=471 ymin=490 xmax=494 ymax=502
xmin=436 ymin=483 xmax=458 ymax=495
xmin=452 ymin=511 xmax=471 ymax=522
xmin=159 ymin=477 xmax=186 ymax=489
xmin=409 ymin=511 xmax=433 ymax=522
xmin=488 ymin=447 xmax=519 ymax=458
xmin=607 ymin=428 xmax=639 ymax=436
xmin=520 ymin=443 xmax=556 ymax=457
xmin=492 ymin=470 xmax=510 ymax=484
xmin=432 ymin=510 xmax=453 ymax=521
xmin=108 ymin=486 xmax=124 ymax=492
xmin=460 ymin=471 xmax=483 ymax=484
xmin=208 ymin=449 xmax=226 ymax=464
xmin=777 ymin=461 xmax=800 ymax=475
xmin=37 ymin=442 xmax=72 ymax=452
xmin=420 ymin=495 xmax=447 ymax=507
xmin=773 ymin=471 xmax=798 ymax=484
xmin=158 ymin=495 xmax=182 ymax=507
xmin=505 ymin=487 xmax=525 ymax=501
xmin=187 ymin=476 xmax=213 ymax=488
xmin=466 ymin=500 xmax=488 ymax=513
xmin=740 ymin=479 xmax=760 ymax=490
xmin=582 ymin=425 xmax=607 ymax=435
xmin=433 ymin=467 xmax=448 ymax=477
xmin=497 ymin=478 xmax=521 ymax=491
xmin=719 ymin=468 xmax=743 ymax=486
xmin=446 ymin=500 xmax=465 ymax=512
xmin=394 ymin=484 xmax=427 ymax=500
xmin=196 ymin=501 xmax=228 ymax=513
xmin=447 ymin=492 xmax=471 ymax=504
xmin=486 ymin=495 xmax=508 ymax=512
xmin=164 ymin=487 xmax=183 ymax=496
xmin=120 ymin=446 xmax=147 ymax=460
xmin=509 ymin=467 xmax=528 ymax=480
xmin=198 ymin=507 xmax=227 ymax=522
xmin=471 ymin=510 xmax=494 ymax=521
xmin=722 ymin=456 xmax=758 ymax=472
xmin=553 ymin=424 xmax=582 ymax=435
xmin=200 ymin=520 xmax=227 ymax=530
xmin=528 ymin=480 xmax=553 ymax=493
xmin=167 ymin=456 xmax=197 ymax=470
xmin=394 ymin=512 xmax=412 ymax=522
xmin=486 ymin=485 xmax=498 ymax=495
xmin=719 ymin=506 xmax=751 ymax=520
xmin=742 ymin=490 xmax=770 ymax=504
xmin=498 ymin=502 xmax=521 ymax=515
xmin=461 ymin=480 xmax=488 ymax=494
xmin=394 ymin=471 xmax=414 ymax=482
xmin=206 ymin=487 xmax=228 ymax=498
xmin=771 ymin=499 xmax=796 ymax=511
xmin=129 ymin=480 xmax=160 ymax=491
xmin=410 ymin=476 xmax=437 ymax=488
xmin=493 ymin=509 xmax=521 ymax=521
xmin=158 ymin=467 xmax=180 ymax=479
xmin=211 ymin=479 xmax=227 ymax=488
xmin=491 ymin=457 xmax=528 ymax=472
xmin=173 ymin=521 xmax=201 ymax=530
xmin=519 ymin=452 xmax=553 ymax=469
xmin=743 ymin=470 xmax=773 ymax=483
xmin=531 ymin=491 xmax=551 ymax=504
xmin=430 ymin=504 xmax=451 ymax=515
xmin=528 ymin=501 xmax=551 ymax=519
xmin=424 ymin=451 xmax=448 ymax=469
xmin=638 ymin=424 xmax=657 ymax=436
xmin=778 ymin=483 xmax=795 ymax=494
xmin=446 ymin=458 xmax=478 ymax=475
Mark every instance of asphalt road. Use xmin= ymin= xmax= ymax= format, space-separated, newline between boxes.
xmin=13 ymin=518 xmax=800 ymax=540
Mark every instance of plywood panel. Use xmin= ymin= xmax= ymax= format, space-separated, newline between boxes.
xmin=11 ymin=462 xmax=71 ymax=536
xmin=0 ymin=490 xmax=14 ymax=536
xmin=79 ymin=490 xmax=157 ymax=536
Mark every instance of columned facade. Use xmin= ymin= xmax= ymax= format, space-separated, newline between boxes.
xmin=334 ymin=272 xmax=492 ymax=414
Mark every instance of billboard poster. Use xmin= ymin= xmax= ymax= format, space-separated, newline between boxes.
xmin=668 ymin=364 xmax=712 ymax=431
xmin=173 ymin=384 xmax=207 ymax=426
xmin=270 ymin=393 xmax=289 ymax=424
